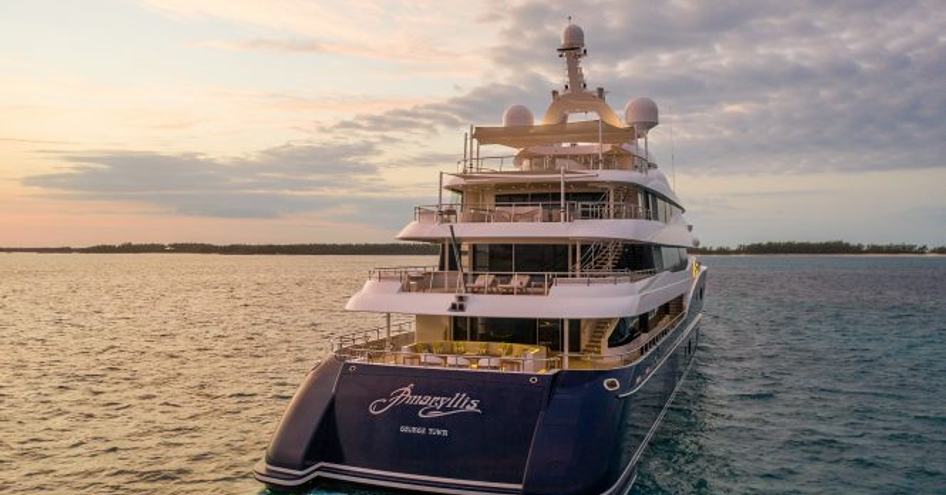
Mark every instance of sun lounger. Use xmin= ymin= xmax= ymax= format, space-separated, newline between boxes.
xmin=468 ymin=274 xmax=496 ymax=293
xmin=497 ymin=274 xmax=531 ymax=294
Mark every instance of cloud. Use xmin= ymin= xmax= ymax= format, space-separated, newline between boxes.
xmin=330 ymin=0 xmax=946 ymax=173
xmin=22 ymin=143 xmax=427 ymax=222
xmin=195 ymin=37 xmax=477 ymax=68
xmin=326 ymin=73 xmax=554 ymax=137
xmin=149 ymin=0 xmax=489 ymax=70
xmin=16 ymin=0 xmax=946 ymax=238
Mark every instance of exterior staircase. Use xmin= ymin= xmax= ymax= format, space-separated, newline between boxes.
xmin=582 ymin=318 xmax=618 ymax=354
xmin=580 ymin=240 xmax=623 ymax=272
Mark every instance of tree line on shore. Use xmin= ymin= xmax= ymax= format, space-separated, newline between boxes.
xmin=692 ymin=241 xmax=946 ymax=255
xmin=1 ymin=241 xmax=944 ymax=255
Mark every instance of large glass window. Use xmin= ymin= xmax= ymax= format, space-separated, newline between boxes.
xmin=514 ymin=244 xmax=569 ymax=272
xmin=438 ymin=242 xmax=459 ymax=270
xmin=474 ymin=317 xmax=533 ymax=344
xmin=618 ymin=244 xmax=656 ymax=271
xmin=471 ymin=244 xmax=568 ymax=273
xmin=537 ymin=319 xmax=561 ymax=351
xmin=652 ymin=245 xmax=665 ymax=271
xmin=495 ymin=191 xmax=606 ymax=204
xmin=608 ymin=317 xmax=642 ymax=348
xmin=660 ymin=246 xmax=688 ymax=272
xmin=472 ymin=244 xmax=513 ymax=272
xmin=450 ymin=317 xmax=580 ymax=352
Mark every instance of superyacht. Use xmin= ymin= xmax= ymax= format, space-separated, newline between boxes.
xmin=255 ymin=22 xmax=707 ymax=495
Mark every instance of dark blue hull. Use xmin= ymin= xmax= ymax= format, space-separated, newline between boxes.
xmin=256 ymin=276 xmax=706 ymax=494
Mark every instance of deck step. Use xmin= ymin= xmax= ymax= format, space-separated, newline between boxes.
xmin=582 ymin=318 xmax=618 ymax=354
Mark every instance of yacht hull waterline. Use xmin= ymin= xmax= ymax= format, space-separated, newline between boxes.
xmin=255 ymin=20 xmax=708 ymax=495
xmin=255 ymin=271 xmax=706 ymax=495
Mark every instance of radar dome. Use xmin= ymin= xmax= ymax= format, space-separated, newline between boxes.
xmin=503 ymin=104 xmax=534 ymax=127
xmin=561 ymin=24 xmax=585 ymax=50
xmin=625 ymin=97 xmax=659 ymax=131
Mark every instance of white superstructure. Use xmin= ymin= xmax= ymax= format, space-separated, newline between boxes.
xmin=256 ymin=21 xmax=708 ymax=495
xmin=345 ymin=22 xmax=701 ymax=370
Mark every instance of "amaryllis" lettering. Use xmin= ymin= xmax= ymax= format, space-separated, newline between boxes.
xmin=368 ymin=384 xmax=483 ymax=418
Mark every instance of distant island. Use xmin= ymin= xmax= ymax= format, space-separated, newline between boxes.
xmin=1 ymin=241 xmax=944 ymax=256
xmin=0 ymin=243 xmax=439 ymax=255
xmin=692 ymin=241 xmax=946 ymax=255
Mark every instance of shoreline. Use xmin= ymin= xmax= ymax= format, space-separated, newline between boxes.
xmin=3 ymin=251 xmax=944 ymax=257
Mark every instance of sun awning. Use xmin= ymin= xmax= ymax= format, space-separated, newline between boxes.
xmin=473 ymin=120 xmax=635 ymax=147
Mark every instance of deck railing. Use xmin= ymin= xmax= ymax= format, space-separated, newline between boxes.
xmin=332 ymin=325 xmax=562 ymax=372
xmin=368 ymin=267 xmax=657 ymax=295
xmin=414 ymin=201 xmax=656 ymax=224
xmin=331 ymin=320 xmax=416 ymax=352
xmin=329 ymin=311 xmax=687 ymax=372
xmin=456 ymin=154 xmax=655 ymax=174
xmin=561 ymin=311 xmax=687 ymax=370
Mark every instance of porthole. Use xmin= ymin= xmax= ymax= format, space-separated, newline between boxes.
xmin=603 ymin=378 xmax=620 ymax=391
xmin=348 ymin=365 xmax=357 ymax=372
xmin=529 ymin=376 xmax=539 ymax=384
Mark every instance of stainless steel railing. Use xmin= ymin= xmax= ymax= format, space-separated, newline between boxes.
xmin=560 ymin=311 xmax=687 ymax=369
xmin=367 ymin=267 xmax=657 ymax=295
xmin=330 ymin=311 xmax=686 ymax=372
xmin=414 ymin=201 xmax=656 ymax=224
xmin=332 ymin=320 xmax=416 ymax=352
xmin=456 ymin=154 xmax=655 ymax=174
xmin=332 ymin=326 xmax=562 ymax=373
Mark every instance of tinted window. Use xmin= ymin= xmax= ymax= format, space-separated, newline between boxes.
xmin=608 ymin=317 xmax=641 ymax=348
xmin=495 ymin=191 xmax=607 ymax=204
xmin=652 ymin=245 xmax=665 ymax=271
xmin=439 ymin=242 xmax=459 ymax=270
xmin=617 ymin=243 xmax=655 ymax=271
xmin=473 ymin=244 xmax=513 ymax=272
xmin=474 ymin=317 xmax=534 ymax=344
xmin=472 ymin=244 xmax=490 ymax=272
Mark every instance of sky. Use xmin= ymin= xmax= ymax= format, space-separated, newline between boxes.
xmin=1 ymin=0 xmax=945 ymax=247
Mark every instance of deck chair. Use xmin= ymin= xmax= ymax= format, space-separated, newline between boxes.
xmin=468 ymin=274 xmax=496 ymax=293
xmin=512 ymin=206 xmax=541 ymax=222
xmin=497 ymin=274 xmax=531 ymax=294
xmin=491 ymin=207 xmax=513 ymax=222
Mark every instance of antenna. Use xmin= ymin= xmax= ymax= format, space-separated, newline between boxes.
xmin=669 ymin=102 xmax=676 ymax=191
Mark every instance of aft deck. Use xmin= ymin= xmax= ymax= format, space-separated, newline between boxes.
xmin=331 ymin=312 xmax=685 ymax=372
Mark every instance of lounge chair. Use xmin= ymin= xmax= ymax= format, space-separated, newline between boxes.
xmin=491 ymin=208 xmax=513 ymax=222
xmin=512 ymin=206 xmax=541 ymax=222
xmin=478 ymin=356 xmax=501 ymax=369
xmin=422 ymin=353 xmax=446 ymax=366
xmin=468 ymin=274 xmax=496 ymax=293
xmin=497 ymin=274 xmax=531 ymax=294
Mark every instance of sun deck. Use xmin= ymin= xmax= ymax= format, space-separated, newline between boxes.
xmin=415 ymin=201 xmax=656 ymax=225
xmin=453 ymin=151 xmax=653 ymax=175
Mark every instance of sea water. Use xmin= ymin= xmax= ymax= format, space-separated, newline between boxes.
xmin=1 ymin=254 xmax=944 ymax=494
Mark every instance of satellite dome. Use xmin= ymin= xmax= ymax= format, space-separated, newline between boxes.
xmin=625 ymin=97 xmax=659 ymax=131
xmin=502 ymin=104 xmax=534 ymax=127
xmin=561 ymin=24 xmax=585 ymax=50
